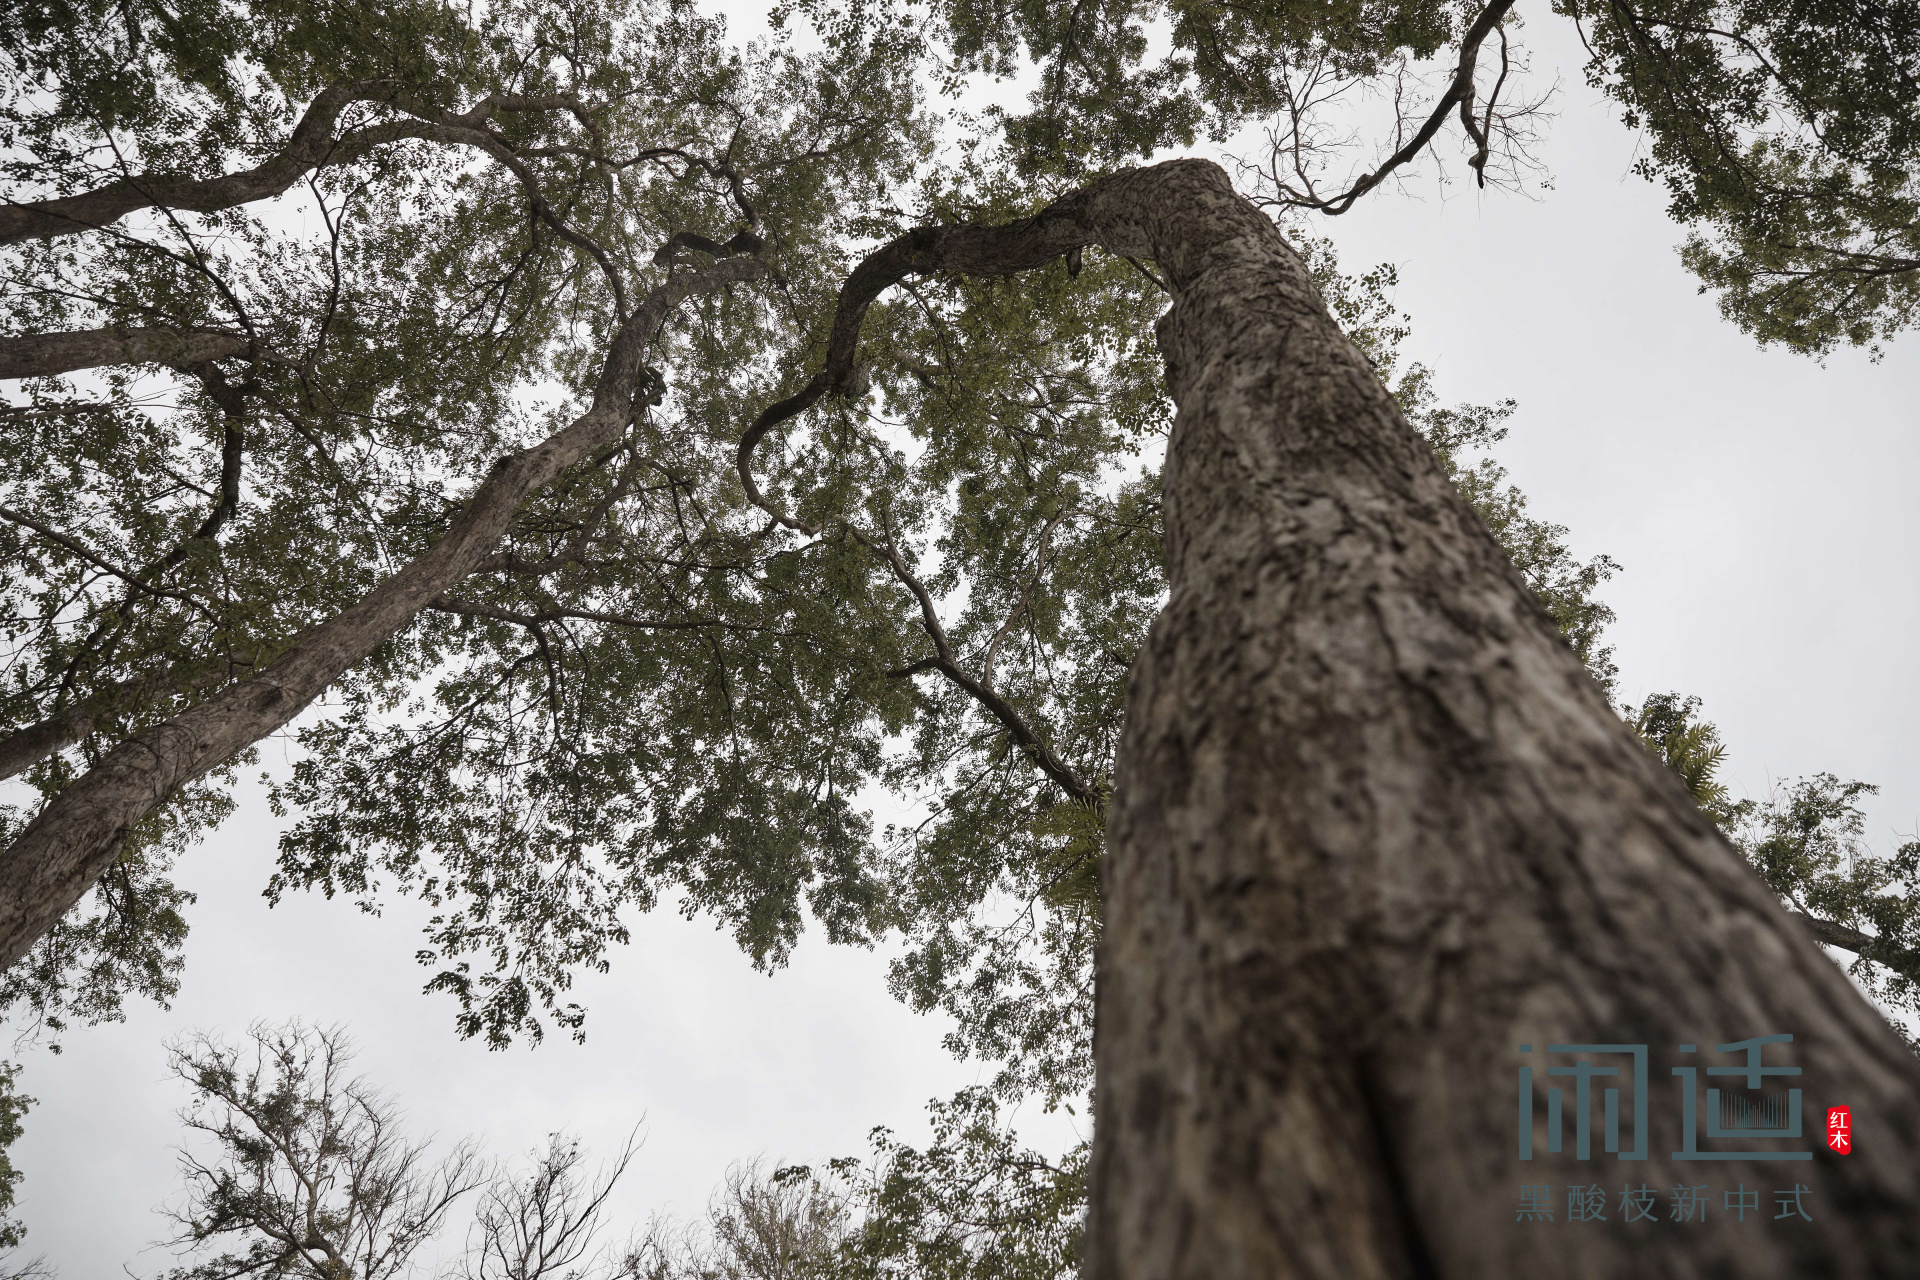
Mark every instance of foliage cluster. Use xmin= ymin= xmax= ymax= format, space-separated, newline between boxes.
xmin=1 ymin=0 xmax=936 ymax=1048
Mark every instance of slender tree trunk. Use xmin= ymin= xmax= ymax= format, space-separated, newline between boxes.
xmin=1084 ymin=160 xmax=1920 ymax=1277
xmin=0 ymin=257 xmax=764 ymax=970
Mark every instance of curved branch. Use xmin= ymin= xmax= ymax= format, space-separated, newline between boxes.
xmin=0 ymin=82 xmax=423 ymax=245
xmin=1463 ymin=21 xmax=1513 ymax=186
xmin=0 ymin=326 xmax=253 ymax=379
xmin=733 ymin=169 xmax=1163 ymax=531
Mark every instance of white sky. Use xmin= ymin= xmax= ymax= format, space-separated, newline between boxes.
xmin=9 ymin=2 xmax=1920 ymax=1274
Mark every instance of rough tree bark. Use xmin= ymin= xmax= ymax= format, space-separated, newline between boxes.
xmin=0 ymin=708 xmax=91 ymax=782
xmin=1080 ymin=160 xmax=1920 ymax=1278
xmin=0 ymin=256 xmax=764 ymax=970
xmin=742 ymin=156 xmax=1920 ymax=1276
xmin=0 ymin=326 xmax=253 ymax=378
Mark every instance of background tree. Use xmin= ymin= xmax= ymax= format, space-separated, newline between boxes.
xmin=0 ymin=1063 xmax=35 ymax=1278
xmin=634 ymin=1159 xmax=855 ymax=1280
xmin=157 ymin=1030 xmax=872 ymax=1280
xmin=833 ymin=1091 xmax=1084 ymax=1280
xmin=464 ymin=1133 xmax=641 ymax=1280
xmin=160 ymin=1022 xmax=487 ymax=1280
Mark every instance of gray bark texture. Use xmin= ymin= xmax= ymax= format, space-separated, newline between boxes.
xmin=0 ymin=257 xmax=764 ymax=971
xmin=733 ymin=169 xmax=1918 ymax=1276
xmin=0 ymin=326 xmax=252 ymax=379
xmin=0 ymin=709 xmax=91 ymax=782
xmin=1069 ymin=161 xmax=1920 ymax=1277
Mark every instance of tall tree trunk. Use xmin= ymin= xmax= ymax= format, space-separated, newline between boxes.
xmin=736 ymin=166 xmax=1918 ymax=1276
xmin=1083 ymin=160 xmax=1920 ymax=1276
xmin=693 ymin=154 xmax=1920 ymax=1273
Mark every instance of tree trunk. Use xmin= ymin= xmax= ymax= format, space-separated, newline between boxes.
xmin=1086 ymin=160 xmax=1920 ymax=1277
xmin=0 ymin=258 xmax=764 ymax=971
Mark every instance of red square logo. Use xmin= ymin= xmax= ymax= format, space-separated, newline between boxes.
xmin=1827 ymin=1105 xmax=1852 ymax=1153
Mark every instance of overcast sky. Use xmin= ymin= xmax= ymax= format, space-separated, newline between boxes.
xmin=10 ymin=3 xmax=1920 ymax=1274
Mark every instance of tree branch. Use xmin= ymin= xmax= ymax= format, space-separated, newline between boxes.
xmin=0 ymin=256 xmax=767 ymax=971
xmin=0 ymin=504 xmax=205 ymax=605
xmin=0 ymin=660 xmax=247 ymax=782
xmin=1794 ymin=911 xmax=1920 ymax=987
xmin=426 ymin=595 xmax=760 ymax=633
xmin=979 ymin=508 xmax=1067 ymax=694
xmin=0 ymin=326 xmax=252 ymax=379
xmin=1282 ymin=0 xmax=1517 ymax=214
xmin=733 ymin=168 xmax=1166 ymax=533
xmin=872 ymin=526 xmax=1098 ymax=807
xmin=0 ymin=708 xmax=92 ymax=783
xmin=0 ymin=82 xmax=423 ymax=245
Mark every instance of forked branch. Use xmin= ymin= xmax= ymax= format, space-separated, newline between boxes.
xmin=1271 ymin=0 xmax=1517 ymax=214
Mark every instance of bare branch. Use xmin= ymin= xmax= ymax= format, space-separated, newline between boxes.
xmin=464 ymin=1131 xmax=639 ymax=1280
xmin=1271 ymin=0 xmax=1517 ymax=214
